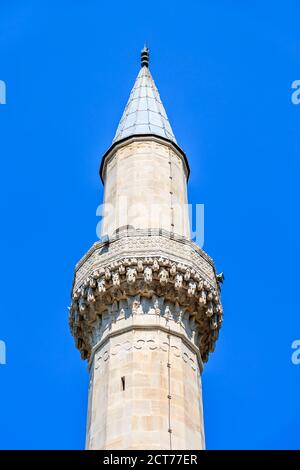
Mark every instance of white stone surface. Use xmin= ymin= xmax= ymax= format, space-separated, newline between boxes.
xmin=86 ymin=310 xmax=205 ymax=450
xmin=101 ymin=139 xmax=190 ymax=238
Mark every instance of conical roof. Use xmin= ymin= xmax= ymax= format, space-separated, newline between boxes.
xmin=112 ymin=48 xmax=177 ymax=144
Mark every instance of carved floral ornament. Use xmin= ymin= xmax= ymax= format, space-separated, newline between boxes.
xmin=69 ymin=256 xmax=223 ymax=363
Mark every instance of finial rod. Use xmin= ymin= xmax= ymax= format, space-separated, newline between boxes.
xmin=141 ymin=46 xmax=149 ymax=68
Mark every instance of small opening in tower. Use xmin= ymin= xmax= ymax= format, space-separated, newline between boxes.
xmin=121 ymin=376 xmax=125 ymax=391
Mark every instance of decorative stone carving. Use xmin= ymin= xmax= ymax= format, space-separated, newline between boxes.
xmin=69 ymin=234 xmax=223 ymax=363
xmin=87 ymin=288 xmax=96 ymax=304
xmin=175 ymin=273 xmax=183 ymax=290
xmin=170 ymin=263 xmax=177 ymax=276
xmin=188 ymin=281 xmax=197 ymax=297
xmin=137 ymin=260 xmax=144 ymax=272
xmin=73 ymin=230 xmax=217 ymax=292
xmin=94 ymin=329 xmax=198 ymax=374
xmin=112 ymin=272 xmax=120 ymax=287
xmin=144 ymin=267 xmax=153 ymax=283
xmin=126 ymin=268 xmax=137 ymax=285
xmin=97 ymin=278 xmax=106 ymax=294
xmin=118 ymin=264 xmax=125 ymax=275
xmin=159 ymin=268 xmax=169 ymax=285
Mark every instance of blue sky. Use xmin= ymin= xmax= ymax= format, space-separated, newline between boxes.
xmin=0 ymin=0 xmax=300 ymax=450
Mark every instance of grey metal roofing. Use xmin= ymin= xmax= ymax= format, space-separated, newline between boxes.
xmin=112 ymin=64 xmax=177 ymax=144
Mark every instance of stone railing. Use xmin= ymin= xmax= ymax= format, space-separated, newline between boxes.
xmin=69 ymin=230 xmax=223 ymax=364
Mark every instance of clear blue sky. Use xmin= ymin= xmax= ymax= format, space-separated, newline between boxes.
xmin=0 ymin=0 xmax=299 ymax=450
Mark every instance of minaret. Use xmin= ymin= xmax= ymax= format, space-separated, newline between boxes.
xmin=69 ymin=47 xmax=223 ymax=450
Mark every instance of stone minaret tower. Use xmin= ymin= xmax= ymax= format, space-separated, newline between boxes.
xmin=69 ymin=47 xmax=223 ymax=450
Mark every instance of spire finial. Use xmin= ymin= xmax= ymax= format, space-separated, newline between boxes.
xmin=141 ymin=45 xmax=149 ymax=68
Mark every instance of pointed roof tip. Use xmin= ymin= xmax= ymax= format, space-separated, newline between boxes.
xmin=111 ymin=47 xmax=177 ymax=146
xmin=141 ymin=45 xmax=149 ymax=68
xmin=100 ymin=47 xmax=190 ymax=183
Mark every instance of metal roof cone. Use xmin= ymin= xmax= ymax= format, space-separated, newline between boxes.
xmin=112 ymin=48 xmax=177 ymax=144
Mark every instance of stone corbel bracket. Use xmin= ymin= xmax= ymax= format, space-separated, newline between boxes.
xmin=69 ymin=234 xmax=223 ymax=363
